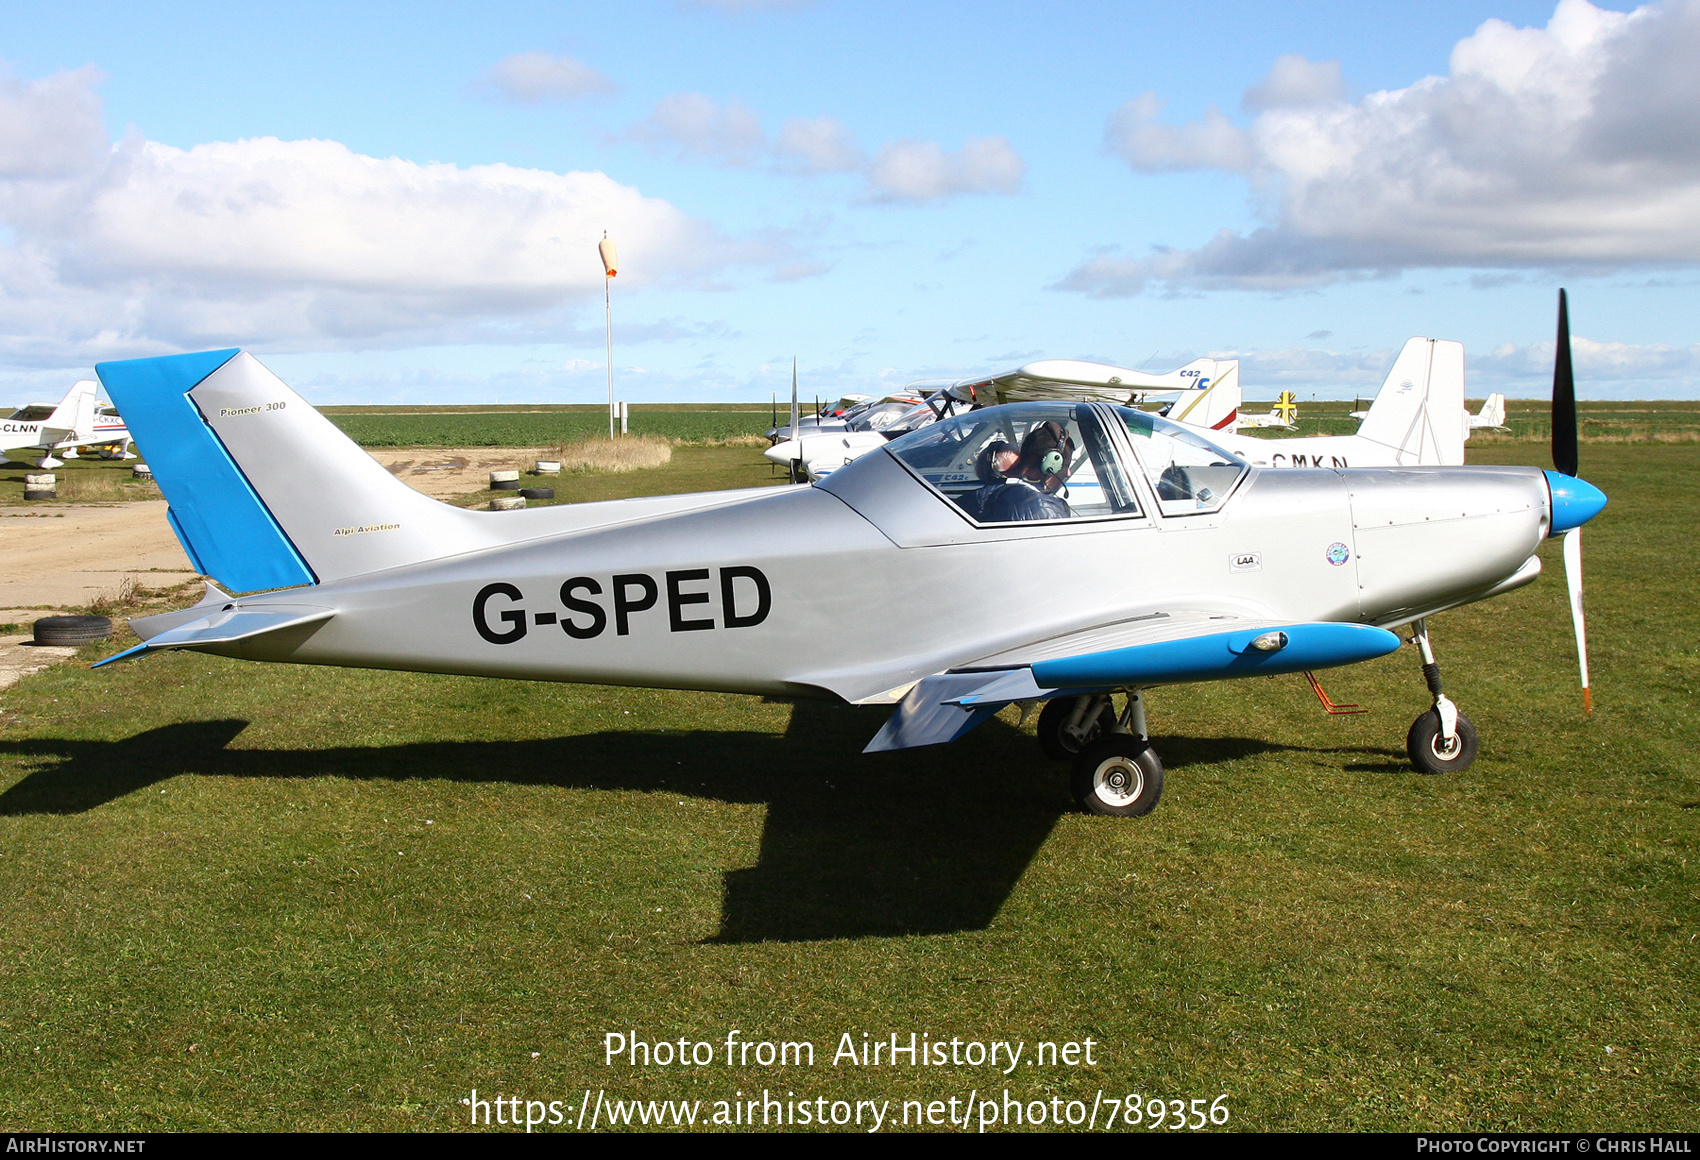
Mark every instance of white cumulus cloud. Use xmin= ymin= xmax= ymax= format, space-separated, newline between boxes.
xmin=474 ymin=51 xmax=616 ymax=103
xmin=1066 ymin=0 xmax=1700 ymax=297
xmin=0 ymin=67 xmax=791 ymax=365
xmin=867 ymin=136 xmax=1025 ymax=203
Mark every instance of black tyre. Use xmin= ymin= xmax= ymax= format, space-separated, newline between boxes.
xmin=33 ymin=615 xmax=113 ymax=646
xmin=1037 ymin=695 xmax=1119 ymax=762
xmin=518 ymin=487 xmax=555 ymax=499
xmin=1406 ymin=708 xmax=1479 ymax=775
xmin=1071 ymin=736 xmax=1164 ymax=817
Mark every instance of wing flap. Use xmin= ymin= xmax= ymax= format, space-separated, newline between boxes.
xmin=864 ymin=620 xmax=1401 ymax=754
xmin=863 ymin=673 xmax=1015 ymax=753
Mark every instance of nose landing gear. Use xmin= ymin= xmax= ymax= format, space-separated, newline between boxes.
xmin=1406 ymin=619 xmax=1478 ymax=775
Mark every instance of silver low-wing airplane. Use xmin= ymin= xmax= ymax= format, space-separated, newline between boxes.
xmin=93 ymin=327 xmax=1605 ymax=818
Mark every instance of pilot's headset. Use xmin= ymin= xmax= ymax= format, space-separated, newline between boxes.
xmin=1030 ymin=422 xmax=1072 ymax=483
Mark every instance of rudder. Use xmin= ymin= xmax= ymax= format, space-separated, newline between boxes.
xmin=97 ymin=350 xmax=488 ymax=593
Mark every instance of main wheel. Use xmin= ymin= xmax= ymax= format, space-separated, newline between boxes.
xmin=1406 ymin=708 xmax=1479 ymax=775
xmin=1037 ymin=696 xmax=1118 ymax=762
xmin=1071 ymin=736 xmax=1164 ymax=817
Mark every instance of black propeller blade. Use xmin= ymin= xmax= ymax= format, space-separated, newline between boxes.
xmin=1552 ymin=288 xmax=1578 ymax=476
xmin=1549 ymin=288 xmax=1593 ymax=714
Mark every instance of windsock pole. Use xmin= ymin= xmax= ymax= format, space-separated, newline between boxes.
xmin=599 ymin=234 xmax=619 ymax=438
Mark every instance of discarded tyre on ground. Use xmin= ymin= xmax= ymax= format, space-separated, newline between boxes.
xmin=534 ymin=460 xmax=561 ymax=474
xmin=33 ymin=615 xmax=112 ymax=645
xmin=23 ymin=473 xmax=55 ymax=500
xmin=518 ymin=487 xmax=554 ymax=500
xmin=489 ymin=495 xmax=526 ymax=511
xmin=489 ymin=470 xmax=521 ymax=490
xmin=133 ymin=464 xmax=153 ymax=482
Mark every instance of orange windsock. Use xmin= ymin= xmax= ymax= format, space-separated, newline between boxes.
xmin=599 ymin=236 xmax=618 ymax=277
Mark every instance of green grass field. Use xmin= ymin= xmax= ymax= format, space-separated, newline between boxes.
xmin=0 ymin=438 xmax=1695 ymax=1132
xmin=322 ymin=404 xmax=777 ymax=448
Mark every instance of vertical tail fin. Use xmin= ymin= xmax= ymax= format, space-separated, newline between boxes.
xmin=1355 ymin=338 xmax=1467 ymax=465
xmin=1166 ymin=361 xmax=1241 ymax=433
xmin=41 ymin=380 xmax=98 ymax=442
xmin=97 ymin=349 xmax=494 ymax=593
xmin=1469 ymin=392 xmax=1507 ymax=429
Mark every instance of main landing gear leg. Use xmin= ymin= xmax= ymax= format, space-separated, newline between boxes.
xmin=1406 ymin=618 xmax=1479 ymax=775
xmin=1070 ymin=689 xmax=1164 ymax=817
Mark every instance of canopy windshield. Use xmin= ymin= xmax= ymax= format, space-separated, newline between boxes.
xmin=1116 ymin=407 xmax=1247 ymax=516
xmin=883 ymin=402 xmax=1248 ymax=524
xmin=884 ymin=402 xmax=1141 ymax=524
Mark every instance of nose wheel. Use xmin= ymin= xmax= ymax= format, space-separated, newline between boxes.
xmin=1406 ymin=619 xmax=1478 ymax=775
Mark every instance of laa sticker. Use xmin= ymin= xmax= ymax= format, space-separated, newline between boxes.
xmin=1230 ymin=552 xmax=1261 ymax=573
xmin=1326 ymin=542 xmax=1351 ymax=566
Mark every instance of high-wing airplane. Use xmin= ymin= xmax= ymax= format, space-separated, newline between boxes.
xmin=92 ymin=302 xmax=1605 ymax=819
xmin=0 ymin=379 xmax=128 ymax=467
xmin=767 ymin=356 xmax=1240 ymax=482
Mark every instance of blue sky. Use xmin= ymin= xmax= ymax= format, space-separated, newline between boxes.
xmin=3 ymin=0 xmax=1697 ymax=403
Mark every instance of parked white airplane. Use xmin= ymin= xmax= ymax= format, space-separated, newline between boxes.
xmin=1208 ymin=339 xmax=1466 ymax=469
xmin=0 ymin=380 xmax=134 ymax=467
xmin=1238 ymin=391 xmax=1299 ymax=430
xmin=766 ymin=357 xmax=1241 ymax=482
xmin=1468 ymin=393 xmax=1508 ymax=431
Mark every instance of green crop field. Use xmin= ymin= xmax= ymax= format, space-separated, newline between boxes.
xmin=321 ymin=405 xmax=777 ymax=448
xmin=0 ymin=440 xmax=1695 ymax=1133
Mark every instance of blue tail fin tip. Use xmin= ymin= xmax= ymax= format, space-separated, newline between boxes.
xmin=95 ymin=350 xmax=315 ymax=594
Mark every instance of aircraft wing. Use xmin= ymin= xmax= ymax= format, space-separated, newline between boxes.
xmin=864 ymin=614 xmax=1399 ymax=753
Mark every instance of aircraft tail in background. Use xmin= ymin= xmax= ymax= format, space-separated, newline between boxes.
xmin=1163 ymin=360 xmax=1240 ymax=432
xmin=1468 ymin=392 xmax=1508 ymax=431
xmin=1354 ymin=338 xmax=1468 ymax=466
xmin=41 ymin=380 xmax=99 ymax=444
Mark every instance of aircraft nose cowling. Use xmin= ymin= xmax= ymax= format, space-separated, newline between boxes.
xmin=1545 ymin=471 xmax=1607 ymax=535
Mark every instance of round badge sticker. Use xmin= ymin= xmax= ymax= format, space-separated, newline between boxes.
xmin=1326 ymin=542 xmax=1351 ymax=566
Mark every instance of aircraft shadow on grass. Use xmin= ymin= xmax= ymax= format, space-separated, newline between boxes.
xmin=0 ymin=706 xmax=1402 ymax=942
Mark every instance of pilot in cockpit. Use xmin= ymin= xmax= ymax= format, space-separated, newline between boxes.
xmin=976 ymin=421 xmax=1073 ymax=522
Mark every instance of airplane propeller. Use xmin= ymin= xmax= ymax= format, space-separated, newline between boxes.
xmin=1551 ymin=289 xmax=1592 ymax=714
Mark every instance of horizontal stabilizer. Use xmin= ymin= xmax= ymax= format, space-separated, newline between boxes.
xmin=94 ymin=604 xmax=335 ymax=667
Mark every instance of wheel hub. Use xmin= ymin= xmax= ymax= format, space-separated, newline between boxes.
xmin=1094 ymin=757 xmax=1144 ymax=805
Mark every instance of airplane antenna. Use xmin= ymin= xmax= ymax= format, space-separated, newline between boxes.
xmin=1135 ymin=349 xmax=1160 ymax=372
